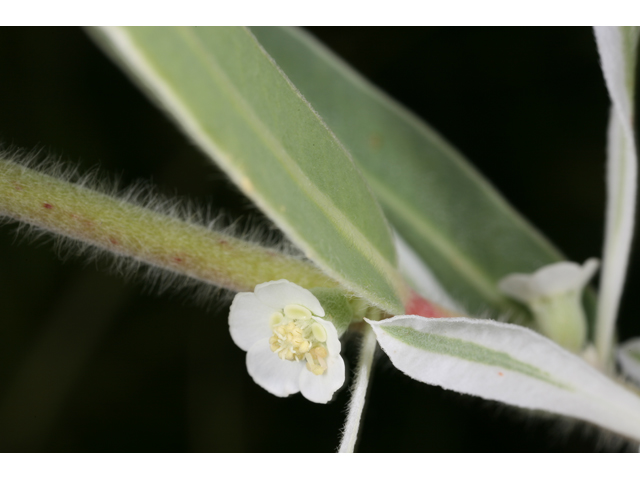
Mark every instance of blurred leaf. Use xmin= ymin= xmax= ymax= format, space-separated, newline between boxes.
xmin=394 ymin=233 xmax=463 ymax=314
xmin=368 ymin=315 xmax=640 ymax=442
xmin=593 ymin=26 xmax=640 ymax=364
xmin=251 ymin=26 xmax=565 ymax=318
xmin=87 ymin=26 xmax=406 ymax=314
xmin=618 ymin=337 xmax=640 ymax=386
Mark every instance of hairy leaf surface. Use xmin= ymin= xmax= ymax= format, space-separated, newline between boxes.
xmin=368 ymin=315 xmax=640 ymax=441
xmin=251 ymin=27 xmax=565 ymax=317
xmin=88 ymin=26 xmax=406 ymax=313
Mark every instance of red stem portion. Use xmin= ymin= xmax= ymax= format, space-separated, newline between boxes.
xmin=404 ymin=290 xmax=455 ymax=318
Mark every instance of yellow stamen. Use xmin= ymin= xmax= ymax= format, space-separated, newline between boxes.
xmin=267 ymin=316 xmax=329 ymax=376
xmin=311 ymin=323 xmax=327 ymax=342
xmin=306 ymin=362 xmax=325 ymax=375
xmin=284 ymin=304 xmax=312 ymax=321
xmin=311 ymin=346 xmax=328 ymax=358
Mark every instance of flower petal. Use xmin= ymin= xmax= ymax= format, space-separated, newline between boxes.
xmin=229 ymin=292 xmax=277 ymax=351
xmin=299 ymin=354 xmax=346 ymax=403
xmin=532 ymin=262 xmax=585 ymax=295
xmin=498 ymin=273 xmax=537 ymax=302
xmin=255 ymin=279 xmax=325 ymax=316
xmin=314 ymin=316 xmax=341 ymax=356
xmin=499 ymin=259 xmax=599 ymax=301
xmin=532 ymin=259 xmax=598 ymax=296
xmin=580 ymin=258 xmax=600 ymax=287
xmin=246 ymin=339 xmax=303 ymax=397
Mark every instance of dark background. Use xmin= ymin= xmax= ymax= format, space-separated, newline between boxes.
xmin=0 ymin=27 xmax=637 ymax=452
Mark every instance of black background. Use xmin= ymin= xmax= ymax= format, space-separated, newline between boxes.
xmin=0 ymin=27 xmax=637 ymax=452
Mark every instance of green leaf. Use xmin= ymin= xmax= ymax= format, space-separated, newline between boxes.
xmin=368 ymin=315 xmax=640 ymax=442
xmin=87 ymin=27 xmax=406 ymax=314
xmin=250 ymin=27 xmax=565 ymax=318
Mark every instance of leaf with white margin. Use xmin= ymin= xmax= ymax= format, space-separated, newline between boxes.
xmin=367 ymin=315 xmax=640 ymax=441
xmin=250 ymin=26 xmax=565 ymax=319
xmin=594 ymin=27 xmax=640 ymax=364
xmin=619 ymin=338 xmax=640 ymax=386
xmin=86 ymin=27 xmax=406 ymax=315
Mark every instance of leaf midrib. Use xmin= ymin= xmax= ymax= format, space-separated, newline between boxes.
xmin=103 ymin=26 xmax=404 ymax=311
xmin=278 ymin=26 xmax=564 ymax=260
xmin=382 ymin=325 xmax=568 ymax=389
xmin=173 ymin=27 xmax=403 ymax=306
xmin=366 ymin=173 xmax=508 ymax=308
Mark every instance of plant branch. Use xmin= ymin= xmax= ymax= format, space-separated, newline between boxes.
xmin=0 ymin=157 xmax=337 ymax=293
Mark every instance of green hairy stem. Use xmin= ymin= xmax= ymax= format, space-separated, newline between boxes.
xmin=0 ymin=157 xmax=337 ymax=292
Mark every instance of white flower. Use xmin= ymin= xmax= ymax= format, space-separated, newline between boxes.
xmin=498 ymin=259 xmax=599 ymax=303
xmin=228 ymin=279 xmax=345 ymax=403
xmin=498 ymin=259 xmax=599 ymax=352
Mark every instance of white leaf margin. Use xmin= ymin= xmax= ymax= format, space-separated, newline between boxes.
xmin=619 ymin=337 xmax=640 ymax=386
xmin=367 ymin=315 xmax=640 ymax=442
xmin=594 ymin=26 xmax=640 ymax=364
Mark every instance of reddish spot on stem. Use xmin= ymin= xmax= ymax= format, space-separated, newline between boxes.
xmin=498 ymin=372 xmax=504 ymax=377
xmin=405 ymin=290 xmax=448 ymax=318
xmin=13 ymin=183 xmax=23 ymax=191
xmin=43 ymin=203 xmax=54 ymax=210
xmin=218 ymin=240 xmax=228 ymax=246
xmin=109 ymin=238 xmax=119 ymax=245
xmin=173 ymin=256 xmax=184 ymax=263
xmin=69 ymin=213 xmax=95 ymax=228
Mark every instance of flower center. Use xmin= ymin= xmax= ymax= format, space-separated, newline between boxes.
xmin=268 ymin=304 xmax=329 ymax=376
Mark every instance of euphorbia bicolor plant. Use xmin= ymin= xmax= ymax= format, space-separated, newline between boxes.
xmin=1 ymin=27 xmax=640 ymax=452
